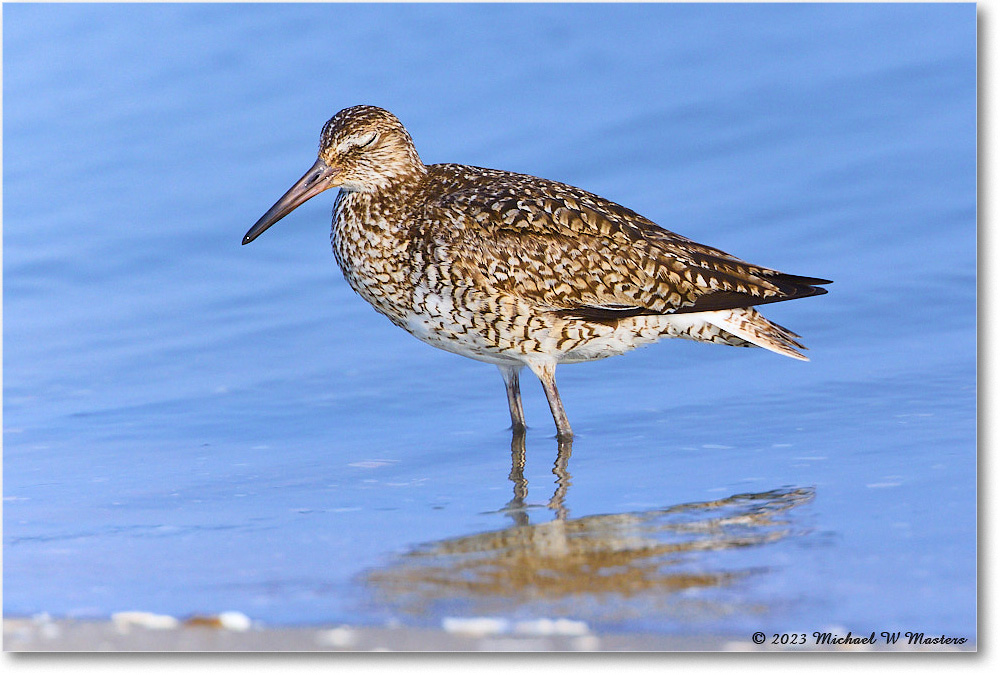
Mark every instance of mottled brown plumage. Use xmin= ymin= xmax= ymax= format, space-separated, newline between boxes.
xmin=244 ymin=105 xmax=830 ymax=438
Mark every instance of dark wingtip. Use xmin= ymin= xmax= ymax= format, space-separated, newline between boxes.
xmin=667 ymin=272 xmax=831 ymax=315
xmin=777 ymin=273 xmax=833 ymax=286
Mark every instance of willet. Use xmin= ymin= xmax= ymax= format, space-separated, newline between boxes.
xmin=244 ymin=105 xmax=829 ymax=438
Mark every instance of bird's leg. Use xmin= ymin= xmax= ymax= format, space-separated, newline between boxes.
xmin=498 ymin=364 xmax=527 ymax=433
xmin=528 ymin=361 xmax=573 ymax=439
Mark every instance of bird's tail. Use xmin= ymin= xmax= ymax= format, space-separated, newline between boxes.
xmin=704 ymin=307 xmax=809 ymax=361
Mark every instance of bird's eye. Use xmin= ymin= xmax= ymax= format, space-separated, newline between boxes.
xmin=336 ymin=132 xmax=379 ymax=155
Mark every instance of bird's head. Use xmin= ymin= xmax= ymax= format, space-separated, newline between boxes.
xmin=243 ymin=105 xmax=424 ymax=245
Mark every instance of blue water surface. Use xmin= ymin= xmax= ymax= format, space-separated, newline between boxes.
xmin=3 ymin=3 xmax=976 ymax=640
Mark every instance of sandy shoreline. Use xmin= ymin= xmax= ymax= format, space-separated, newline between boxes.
xmin=3 ymin=616 xmax=975 ymax=652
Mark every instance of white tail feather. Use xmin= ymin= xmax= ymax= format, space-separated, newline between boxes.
xmin=704 ymin=307 xmax=809 ymax=361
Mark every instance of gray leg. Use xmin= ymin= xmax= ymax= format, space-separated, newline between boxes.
xmin=498 ymin=364 xmax=526 ymax=432
xmin=528 ymin=361 xmax=573 ymax=439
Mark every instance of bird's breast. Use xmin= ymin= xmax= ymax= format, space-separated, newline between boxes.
xmin=331 ymin=192 xmax=417 ymax=326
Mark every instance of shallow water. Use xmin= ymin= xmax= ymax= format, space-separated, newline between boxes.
xmin=3 ymin=3 xmax=976 ymax=640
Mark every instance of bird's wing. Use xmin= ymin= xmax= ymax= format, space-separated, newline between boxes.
xmin=414 ymin=165 xmax=829 ymax=319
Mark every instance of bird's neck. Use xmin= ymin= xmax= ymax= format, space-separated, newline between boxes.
xmin=333 ymin=174 xmax=421 ymax=236
xmin=340 ymin=161 xmax=428 ymax=208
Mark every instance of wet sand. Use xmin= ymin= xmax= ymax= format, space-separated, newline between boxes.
xmin=3 ymin=617 xmax=975 ymax=652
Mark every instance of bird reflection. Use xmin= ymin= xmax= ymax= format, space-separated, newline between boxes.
xmin=365 ymin=433 xmax=815 ymax=619
xmin=502 ymin=429 xmax=572 ymax=525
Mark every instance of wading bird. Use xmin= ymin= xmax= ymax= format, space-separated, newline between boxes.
xmin=244 ymin=106 xmax=829 ymax=438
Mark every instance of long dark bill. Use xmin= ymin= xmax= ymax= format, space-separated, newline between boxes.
xmin=242 ymin=158 xmax=341 ymax=245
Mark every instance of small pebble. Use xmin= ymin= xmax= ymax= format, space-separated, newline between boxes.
xmin=442 ymin=617 xmax=509 ymax=636
xmin=111 ymin=611 xmax=179 ymax=631
xmin=317 ymin=626 xmax=357 ymax=648
xmin=514 ymin=618 xmax=589 ymax=636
